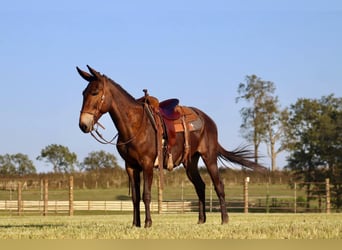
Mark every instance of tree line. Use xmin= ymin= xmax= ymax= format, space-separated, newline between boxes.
xmin=237 ymin=74 xmax=341 ymax=209
xmin=0 ymin=146 xmax=121 ymax=176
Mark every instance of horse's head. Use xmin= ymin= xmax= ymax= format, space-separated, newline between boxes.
xmin=77 ymin=65 xmax=109 ymax=133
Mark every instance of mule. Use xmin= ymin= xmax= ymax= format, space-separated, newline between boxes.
xmin=77 ymin=65 xmax=265 ymax=227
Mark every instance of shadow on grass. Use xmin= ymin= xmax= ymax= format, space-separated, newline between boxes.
xmin=116 ymin=195 xmax=131 ymax=200
xmin=0 ymin=224 xmax=65 ymax=229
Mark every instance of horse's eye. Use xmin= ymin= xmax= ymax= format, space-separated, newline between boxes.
xmin=91 ymin=90 xmax=99 ymax=96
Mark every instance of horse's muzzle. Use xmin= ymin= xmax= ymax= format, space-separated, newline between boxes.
xmin=79 ymin=113 xmax=94 ymax=133
xmin=79 ymin=122 xmax=90 ymax=133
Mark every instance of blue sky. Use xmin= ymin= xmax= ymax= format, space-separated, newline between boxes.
xmin=1 ymin=0 xmax=341 ymax=172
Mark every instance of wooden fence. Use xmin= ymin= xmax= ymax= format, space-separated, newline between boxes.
xmin=0 ymin=176 xmax=334 ymax=215
xmin=0 ymin=200 xmax=197 ymax=214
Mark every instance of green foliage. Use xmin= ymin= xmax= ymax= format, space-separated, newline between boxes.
xmin=236 ymin=75 xmax=274 ymax=150
xmin=0 ymin=153 xmax=36 ymax=176
xmin=37 ymin=144 xmax=77 ymax=173
xmin=236 ymin=75 xmax=287 ymax=170
xmin=80 ymin=150 xmax=120 ymax=171
xmin=286 ymin=95 xmax=342 ymax=177
xmin=285 ymin=95 xmax=342 ymax=209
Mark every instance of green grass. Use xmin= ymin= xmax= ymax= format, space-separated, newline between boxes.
xmin=0 ymin=213 xmax=341 ymax=239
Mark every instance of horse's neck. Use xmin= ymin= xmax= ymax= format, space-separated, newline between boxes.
xmin=106 ymin=81 xmax=144 ymax=139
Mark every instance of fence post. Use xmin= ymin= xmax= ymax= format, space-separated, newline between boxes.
xmin=17 ymin=181 xmax=22 ymax=216
xmin=43 ymin=178 xmax=48 ymax=216
xmin=158 ymin=176 xmax=163 ymax=214
xmin=40 ymin=179 xmax=43 ymax=201
xmin=294 ymin=182 xmax=297 ymax=213
xmin=244 ymin=177 xmax=249 ymax=213
xmin=181 ymin=181 xmax=184 ymax=213
xmin=265 ymin=182 xmax=270 ymax=213
xmin=325 ymin=178 xmax=331 ymax=214
xmin=209 ymin=182 xmax=213 ymax=212
xmin=69 ymin=176 xmax=74 ymax=216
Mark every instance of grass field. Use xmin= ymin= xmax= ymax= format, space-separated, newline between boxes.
xmin=0 ymin=213 xmax=341 ymax=239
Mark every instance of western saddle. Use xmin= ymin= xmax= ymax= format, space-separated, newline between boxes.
xmin=138 ymin=89 xmax=202 ymax=171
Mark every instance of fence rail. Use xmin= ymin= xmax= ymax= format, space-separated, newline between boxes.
xmin=0 ymin=200 xmax=197 ymax=213
xmin=0 ymin=177 xmax=335 ymax=215
xmin=0 ymin=198 xmax=332 ymax=214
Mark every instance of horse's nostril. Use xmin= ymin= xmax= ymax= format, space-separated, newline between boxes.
xmin=79 ymin=123 xmax=88 ymax=133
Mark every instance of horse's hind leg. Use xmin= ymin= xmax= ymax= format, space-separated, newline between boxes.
xmin=202 ymin=155 xmax=229 ymax=224
xmin=185 ymin=153 xmax=206 ymax=224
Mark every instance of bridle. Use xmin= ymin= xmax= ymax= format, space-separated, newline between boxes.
xmin=82 ymin=95 xmax=105 ymax=123
xmin=80 ymin=80 xmax=147 ymax=146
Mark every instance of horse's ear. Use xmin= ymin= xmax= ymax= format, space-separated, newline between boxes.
xmin=76 ymin=66 xmax=94 ymax=82
xmin=87 ymin=65 xmax=102 ymax=79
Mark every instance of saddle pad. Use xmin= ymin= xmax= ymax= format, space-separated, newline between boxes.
xmin=187 ymin=118 xmax=203 ymax=131
xmin=175 ymin=106 xmax=197 ymax=122
xmin=174 ymin=107 xmax=203 ymax=132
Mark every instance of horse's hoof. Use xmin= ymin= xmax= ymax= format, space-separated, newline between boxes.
xmin=197 ymin=218 xmax=206 ymax=224
xmin=221 ymin=216 xmax=229 ymax=224
xmin=144 ymin=221 xmax=152 ymax=228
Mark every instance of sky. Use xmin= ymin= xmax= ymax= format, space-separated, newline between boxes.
xmin=1 ymin=0 xmax=341 ymax=172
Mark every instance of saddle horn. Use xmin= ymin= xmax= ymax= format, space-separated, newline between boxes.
xmin=76 ymin=66 xmax=93 ymax=82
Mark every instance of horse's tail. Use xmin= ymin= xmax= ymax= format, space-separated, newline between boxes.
xmin=217 ymin=144 xmax=267 ymax=172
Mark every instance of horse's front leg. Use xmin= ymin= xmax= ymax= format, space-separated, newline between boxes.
xmin=126 ymin=166 xmax=141 ymax=227
xmin=142 ymin=167 xmax=154 ymax=228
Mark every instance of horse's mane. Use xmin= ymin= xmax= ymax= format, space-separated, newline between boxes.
xmin=103 ymin=74 xmax=138 ymax=103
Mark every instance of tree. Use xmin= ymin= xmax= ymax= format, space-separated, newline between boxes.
xmin=80 ymin=150 xmax=120 ymax=171
xmin=80 ymin=150 xmax=122 ymax=188
xmin=262 ymin=96 xmax=289 ymax=171
xmin=0 ymin=154 xmax=16 ymax=175
xmin=12 ymin=153 xmax=37 ymax=175
xmin=285 ymin=95 xmax=342 ymax=209
xmin=0 ymin=153 xmax=36 ymax=176
xmin=37 ymin=144 xmax=77 ymax=173
xmin=236 ymin=74 xmax=285 ymax=170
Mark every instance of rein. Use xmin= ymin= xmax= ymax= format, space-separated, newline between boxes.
xmin=90 ymin=110 xmax=146 ymax=146
xmin=85 ymin=89 xmax=148 ymax=146
xmin=90 ymin=123 xmax=118 ymax=145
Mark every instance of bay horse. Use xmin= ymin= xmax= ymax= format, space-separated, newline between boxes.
xmin=77 ymin=65 xmax=265 ymax=228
